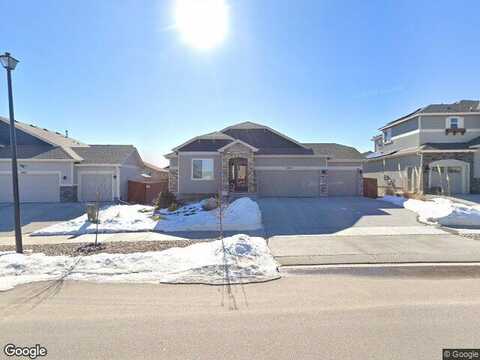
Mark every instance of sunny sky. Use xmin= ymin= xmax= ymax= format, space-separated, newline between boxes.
xmin=0 ymin=0 xmax=479 ymax=166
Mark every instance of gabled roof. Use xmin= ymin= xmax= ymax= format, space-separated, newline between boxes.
xmin=0 ymin=145 xmax=74 ymax=160
xmin=302 ymin=143 xmax=363 ymax=160
xmin=218 ymin=139 xmax=259 ymax=152
xmin=172 ymin=131 xmax=234 ymax=152
xmin=222 ymin=121 xmax=309 ymax=150
xmin=71 ymin=145 xmax=137 ymax=165
xmin=0 ymin=116 xmax=88 ymax=148
xmin=173 ymin=121 xmax=312 ymax=154
xmin=144 ymin=161 xmax=168 ymax=172
xmin=380 ymin=100 xmax=480 ymax=130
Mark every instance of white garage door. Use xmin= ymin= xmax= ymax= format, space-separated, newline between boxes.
xmin=0 ymin=173 xmax=60 ymax=203
xmin=328 ymin=170 xmax=359 ymax=196
xmin=257 ymin=170 xmax=320 ymax=197
xmin=79 ymin=173 xmax=113 ymax=202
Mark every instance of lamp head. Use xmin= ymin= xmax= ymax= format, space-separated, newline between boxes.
xmin=0 ymin=52 xmax=19 ymax=70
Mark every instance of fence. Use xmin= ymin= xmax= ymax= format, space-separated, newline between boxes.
xmin=363 ymin=178 xmax=378 ymax=199
xmin=128 ymin=180 xmax=169 ymax=205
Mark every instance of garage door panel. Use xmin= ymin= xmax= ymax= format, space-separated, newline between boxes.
xmin=0 ymin=173 xmax=60 ymax=203
xmin=80 ymin=173 xmax=113 ymax=202
xmin=0 ymin=175 xmax=13 ymax=202
xmin=328 ymin=170 xmax=358 ymax=196
xmin=257 ymin=170 xmax=320 ymax=197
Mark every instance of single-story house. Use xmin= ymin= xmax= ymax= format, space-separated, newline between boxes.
xmin=166 ymin=121 xmax=363 ymax=198
xmin=0 ymin=116 xmax=144 ymax=202
xmin=143 ymin=162 xmax=169 ymax=181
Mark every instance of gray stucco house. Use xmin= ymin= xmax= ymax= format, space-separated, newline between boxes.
xmin=166 ymin=121 xmax=363 ymax=198
xmin=0 ymin=117 xmax=144 ymax=202
xmin=364 ymin=100 xmax=480 ymax=195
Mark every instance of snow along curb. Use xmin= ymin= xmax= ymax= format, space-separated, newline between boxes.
xmin=0 ymin=235 xmax=280 ymax=291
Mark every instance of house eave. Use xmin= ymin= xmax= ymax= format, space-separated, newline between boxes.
xmin=379 ymin=112 xmax=480 ymax=131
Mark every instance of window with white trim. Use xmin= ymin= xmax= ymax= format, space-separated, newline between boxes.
xmin=192 ymin=159 xmax=214 ymax=180
xmin=383 ymin=128 xmax=392 ymax=143
xmin=446 ymin=116 xmax=463 ymax=129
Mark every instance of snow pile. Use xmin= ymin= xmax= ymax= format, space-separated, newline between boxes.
xmin=32 ymin=205 xmax=157 ymax=236
xmin=380 ymin=196 xmax=480 ymax=227
xmin=156 ymin=197 xmax=262 ymax=232
xmin=0 ymin=235 xmax=279 ymax=291
xmin=380 ymin=195 xmax=407 ymax=207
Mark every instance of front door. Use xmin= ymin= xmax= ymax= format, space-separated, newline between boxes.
xmin=229 ymin=158 xmax=248 ymax=192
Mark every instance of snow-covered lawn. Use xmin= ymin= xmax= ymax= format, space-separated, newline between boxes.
xmin=156 ymin=197 xmax=262 ymax=232
xmin=32 ymin=204 xmax=157 ymax=236
xmin=32 ymin=197 xmax=262 ymax=236
xmin=0 ymin=235 xmax=279 ymax=291
xmin=381 ymin=195 xmax=480 ymax=227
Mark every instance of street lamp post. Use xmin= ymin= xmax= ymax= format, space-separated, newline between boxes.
xmin=0 ymin=52 xmax=22 ymax=253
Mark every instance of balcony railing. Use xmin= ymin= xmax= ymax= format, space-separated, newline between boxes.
xmin=445 ymin=128 xmax=466 ymax=135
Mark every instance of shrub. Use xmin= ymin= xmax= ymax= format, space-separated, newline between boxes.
xmin=168 ymin=202 xmax=178 ymax=212
xmin=154 ymin=191 xmax=176 ymax=210
xmin=402 ymin=191 xmax=426 ymax=201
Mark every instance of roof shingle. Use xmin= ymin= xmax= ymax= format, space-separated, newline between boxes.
xmin=71 ymin=145 xmax=136 ymax=164
xmin=302 ymin=143 xmax=363 ymax=159
xmin=0 ymin=145 xmax=74 ymax=160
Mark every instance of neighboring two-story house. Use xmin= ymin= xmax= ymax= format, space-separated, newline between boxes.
xmin=364 ymin=100 xmax=480 ymax=195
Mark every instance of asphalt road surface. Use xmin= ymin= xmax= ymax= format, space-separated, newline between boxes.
xmin=1 ymin=266 xmax=480 ymax=360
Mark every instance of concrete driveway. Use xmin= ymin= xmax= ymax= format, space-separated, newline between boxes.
xmin=258 ymin=197 xmax=480 ymax=265
xmin=0 ymin=203 xmax=85 ymax=237
xmin=258 ymin=196 xmax=421 ymax=236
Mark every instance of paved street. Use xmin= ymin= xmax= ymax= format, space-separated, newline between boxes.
xmin=1 ymin=266 xmax=480 ymax=360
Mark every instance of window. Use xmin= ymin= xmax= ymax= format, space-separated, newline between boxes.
xmin=449 ymin=118 xmax=459 ymax=129
xmin=446 ymin=116 xmax=463 ymax=129
xmin=383 ymin=128 xmax=392 ymax=143
xmin=192 ymin=159 xmax=214 ymax=180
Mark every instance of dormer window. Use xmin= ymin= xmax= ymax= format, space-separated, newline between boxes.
xmin=445 ymin=116 xmax=465 ymax=135
xmin=383 ymin=128 xmax=392 ymax=143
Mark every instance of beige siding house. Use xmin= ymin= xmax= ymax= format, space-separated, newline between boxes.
xmin=167 ymin=121 xmax=363 ymax=198
xmin=364 ymin=100 xmax=480 ymax=195
xmin=0 ymin=117 xmax=144 ymax=202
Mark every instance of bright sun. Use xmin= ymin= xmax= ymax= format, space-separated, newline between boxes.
xmin=175 ymin=0 xmax=229 ymax=50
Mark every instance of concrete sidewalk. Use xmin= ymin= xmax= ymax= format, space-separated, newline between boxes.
xmin=269 ymin=232 xmax=480 ymax=265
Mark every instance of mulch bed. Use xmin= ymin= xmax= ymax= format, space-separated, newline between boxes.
xmin=0 ymin=240 xmax=195 ymax=257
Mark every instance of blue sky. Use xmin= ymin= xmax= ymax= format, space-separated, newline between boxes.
xmin=0 ymin=0 xmax=479 ymax=165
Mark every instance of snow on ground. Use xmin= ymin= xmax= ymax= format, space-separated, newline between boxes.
xmin=156 ymin=197 xmax=262 ymax=232
xmin=32 ymin=204 xmax=157 ymax=236
xmin=32 ymin=197 xmax=263 ymax=236
xmin=0 ymin=235 xmax=279 ymax=291
xmin=380 ymin=195 xmax=480 ymax=227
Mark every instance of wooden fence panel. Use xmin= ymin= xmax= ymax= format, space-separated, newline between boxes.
xmin=363 ymin=178 xmax=378 ymax=199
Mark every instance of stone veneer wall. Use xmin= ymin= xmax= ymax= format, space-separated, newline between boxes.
xmin=168 ymin=169 xmax=178 ymax=193
xmin=60 ymin=186 xmax=78 ymax=202
xmin=358 ymin=171 xmax=364 ymax=196
xmin=221 ymin=151 xmax=256 ymax=194
xmin=421 ymin=152 xmax=475 ymax=194
xmin=319 ymin=172 xmax=327 ymax=196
